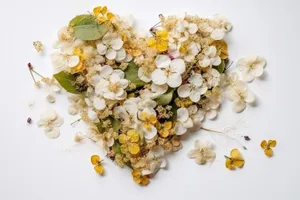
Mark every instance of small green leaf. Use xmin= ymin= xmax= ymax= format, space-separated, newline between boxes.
xmin=112 ymin=141 xmax=121 ymax=154
xmin=73 ymin=23 xmax=108 ymax=41
xmin=69 ymin=14 xmax=96 ymax=27
xmin=124 ymin=62 xmax=146 ymax=88
xmin=53 ymin=71 xmax=81 ymax=94
xmin=109 ymin=117 xmax=121 ymax=132
xmin=216 ymin=60 xmax=226 ymax=73
xmin=95 ymin=122 xmax=105 ymax=133
xmin=155 ymin=89 xmax=175 ymax=106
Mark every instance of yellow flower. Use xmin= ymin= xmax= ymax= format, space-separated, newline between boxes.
xmin=158 ymin=121 xmax=172 ymax=138
xmin=132 ymin=169 xmax=149 ymax=186
xmin=119 ymin=130 xmax=140 ymax=155
xmin=261 ymin=140 xmax=277 ymax=157
xmin=71 ymin=47 xmax=86 ymax=73
xmin=140 ymin=111 xmax=157 ymax=130
xmin=91 ymin=155 xmax=104 ymax=175
xmin=211 ymin=40 xmax=228 ymax=59
xmin=225 ymin=149 xmax=245 ymax=170
xmin=147 ymin=30 xmax=169 ymax=52
xmin=93 ymin=6 xmax=115 ymax=24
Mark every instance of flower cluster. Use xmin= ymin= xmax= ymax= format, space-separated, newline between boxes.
xmin=44 ymin=6 xmax=267 ymax=185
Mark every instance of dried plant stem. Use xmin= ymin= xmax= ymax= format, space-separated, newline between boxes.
xmin=201 ymin=127 xmax=247 ymax=150
xmin=31 ymin=69 xmax=46 ymax=79
xmin=71 ymin=118 xmax=81 ymax=126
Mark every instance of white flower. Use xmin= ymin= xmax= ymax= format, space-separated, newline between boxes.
xmin=188 ymin=140 xmax=216 ymax=165
xmin=51 ymin=51 xmax=80 ymax=72
xmin=175 ymin=20 xmax=198 ymax=37
xmin=203 ymin=68 xmax=221 ymax=88
xmin=92 ymin=96 xmax=106 ymax=110
xmin=151 ymin=55 xmax=185 ymax=88
xmin=177 ymin=73 xmax=207 ymax=102
xmin=97 ymin=32 xmax=126 ymax=61
xmin=138 ymin=107 xmax=158 ymax=140
xmin=225 ymin=81 xmax=255 ymax=112
xmin=237 ymin=55 xmax=266 ymax=82
xmin=114 ymin=105 xmax=138 ymax=129
xmin=138 ymin=66 xmax=152 ymax=83
xmin=212 ymin=13 xmax=232 ymax=32
xmin=95 ymin=67 xmax=128 ymax=100
xmin=199 ymin=22 xmax=214 ymax=34
xmin=199 ymin=46 xmax=221 ymax=67
xmin=183 ymin=42 xmax=201 ymax=62
xmin=220 ymin=72 xmax=239 ymax=87
xmin=187 ymin=105 xmax=205 ymax=125
xmin=44 ymin=78 xmax=61 ymax=103
xmin=142 ymin=146 xmax=167 ymax=175
xmin=174 ymin=108 xmax=194 ymax=135
xmin=37 ymin=109 xmax=64 ymax=139
xmin=87 ymin=109 xmax=100 ymax=123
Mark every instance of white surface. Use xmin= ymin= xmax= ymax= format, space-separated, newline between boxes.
xmin=0 ymin=0 xmax=299 ymax=199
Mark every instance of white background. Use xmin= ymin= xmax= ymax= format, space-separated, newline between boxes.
xmin=0 ymin=0 xmax=299 ymax=199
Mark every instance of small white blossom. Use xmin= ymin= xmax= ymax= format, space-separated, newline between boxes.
xmin=138 ymin=107 xmax=158 ymax=140
xmin=203 ymin=68 xmax=221 ymax=88
xmin=188 ymin=140 xmax=216 ymax=165
xmin=225 ymin=81 xmax=255 ymax=112
xmin=138 ymin=66 xmax=152 ymax=83
xmin=51 ymin=51 xmax=80 ymax=72
xmin=37 ymin=109 xmax=64 ymax=139
xmin=187 ymin=105 xmax=205 ymax=126
xmin=183 ymin=42 xmax=201 ymax=62
xmin=199 ymin=46 xmax=221 ymax=67
xmin=175 ymin=20 xmax=198 ymax=37
xmin=97 ymin=32 xmax=126 ymax=61
xmin=151 ymin=55 xmax=185 ymax=88
xmin=142 ymin=146 xmax=167 ymax=175
xmin=68 ymin=95 xmax=86 ymax=115
xmin=237 ymin=55 xmax=266 ymax=82
xmin=177 ymin=73 xmax=207 ymax=102
xmin=114 ymin=104 xmax=138 ymax=129
xmin=174 ymin=108 xmax=194 ymax=135
xmin=95 ymin=66 xmax=128 ymax=100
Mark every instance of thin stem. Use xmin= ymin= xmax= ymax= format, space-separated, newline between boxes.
xmin=71 ymin=118 xmax=81 ymax=126
xmin=29 ymin=69 xmax=37 ymax=84
xmin=31 ymin=69 xmax=46 ymax=79
xmin=201 ymin=127 xmax=247 ymax=150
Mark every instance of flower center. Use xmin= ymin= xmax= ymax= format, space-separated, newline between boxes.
xmin=109 ymin=83 xmax=120 ymax=92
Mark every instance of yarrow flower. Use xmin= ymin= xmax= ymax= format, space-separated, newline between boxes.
xmin=151 ymin=55 xmax=185 ymax=88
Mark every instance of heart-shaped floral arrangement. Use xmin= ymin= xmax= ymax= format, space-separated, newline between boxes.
xmin=30 ymin=5 xmax=270 ymax=186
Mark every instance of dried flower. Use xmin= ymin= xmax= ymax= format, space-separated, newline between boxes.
xmin=188 ymin=140 xmax=216 ymax=165
xmin=33 ymin=41 xmax=44 ymax=52
xmin=261 ymin=140 xmax=276 ymax=157
xmin=225 ymin=149 xmax=245 ymax=170
xmin=132 ymin=169 xmax=149 ymax=186
xmin=91 ymin=155 xmax=104 ymax=175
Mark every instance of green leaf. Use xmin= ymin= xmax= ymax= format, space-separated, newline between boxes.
xmin=124 ymin=62 xmax=146 ymax=88
xmin=216 ymin=60 xmax=226 ymax=73
xmin=73 ymin=23 xmax=108 ymax=41
xmin=112 ymin=141 xmax=121 ymax=154
xmin=109 ymin=117 xmax=121 ymax=132
xmin=154 ymin=89 xmax=175 ymax=106
xmin=69 ymin=14 xmax=96 ymax=27
xmin=95 ymin=122 xmax=105 ymax=133
xmin=53 ymin=71 xmax=81 ymax=94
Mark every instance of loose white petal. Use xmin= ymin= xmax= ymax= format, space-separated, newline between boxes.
xmin=46 ymin=94 xmax=56 ymax=103
xmin=177 ymin=108 xmax=189 ymax=122
xmin=68 ymin=106 xmax=78 ymax=115
xmin=93 ymin=97 xmax=106 ymax=110
xmin=244 ymin=90 xmax=255 ymax=103
xmin=68 ymin=56 xmax=80 ymax=68
xmin=110 ymin=37 xmax=123 ymax=50
xmin=44 ymin=127 xmax=60 ymax=139
xmin=211 ymin=29 xmax=225 ymax=40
